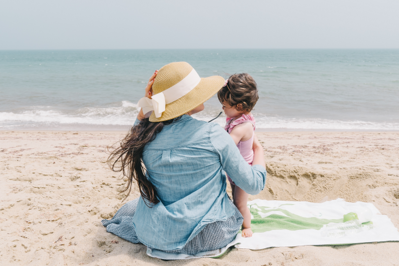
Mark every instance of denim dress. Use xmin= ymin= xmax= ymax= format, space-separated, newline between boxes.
xmin=102 ymin=115 xmax=266 ymax=255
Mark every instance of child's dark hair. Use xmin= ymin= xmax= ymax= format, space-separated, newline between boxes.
xmin=217 ymin=73 xmax=259 ymax=112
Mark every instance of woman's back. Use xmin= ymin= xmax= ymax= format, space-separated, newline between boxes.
xmin=133 ymin=115 xmax=265 ymax=250
xmin=134 ymin=115 xmax=235 ymax=250
xmin=143 ymin=115 xmax=222 ymax=206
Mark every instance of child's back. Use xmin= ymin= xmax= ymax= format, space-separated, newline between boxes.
xmin=226 ymin=113 xmax=255 ymax=163
xmin=218 ymin=73 xmax=259 ymax=237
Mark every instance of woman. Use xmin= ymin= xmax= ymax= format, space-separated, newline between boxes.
xmin=102 ymin=62 xmax=266 ymax=257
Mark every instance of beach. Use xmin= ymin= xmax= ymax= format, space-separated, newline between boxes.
xmin=1 ymin=130 xmax=398 ymax=266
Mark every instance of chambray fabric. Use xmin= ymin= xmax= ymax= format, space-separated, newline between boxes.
xmin=102 ymin=197 xmax=243 ymax=255
xmin=103 ymin=115 xmax=266 ymax=251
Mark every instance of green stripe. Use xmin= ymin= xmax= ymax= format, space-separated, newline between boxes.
xmin=249 ymin=204 xmax=345 ymax=233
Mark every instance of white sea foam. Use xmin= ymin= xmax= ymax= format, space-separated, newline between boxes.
xmin=0 ymin=101 xmax=139 ymax=128
xmin=1 ymin=101 xmax=399 ymax=131
xmin=194 ymin=114 xmax=399 ymax=131
xmin=253 ymin=116 xmax=399 ymax=130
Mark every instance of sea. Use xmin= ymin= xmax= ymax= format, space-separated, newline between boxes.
xmin=0 ymin=49 xmax=398 ymax=131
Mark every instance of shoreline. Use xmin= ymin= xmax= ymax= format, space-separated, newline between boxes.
xmin=2 ymin=128 xmax=399 ymax=133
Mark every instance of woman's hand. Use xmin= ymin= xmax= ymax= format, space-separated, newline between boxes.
xmin=144 ymin=70 xmax=158 ymax=98
xmin=138 ymin=70 xmax=158 ymax=121
xmin=253 ymin=134 xmax=261 ymax=150
xmin=252 ymin=134 xmax=265 ymax=169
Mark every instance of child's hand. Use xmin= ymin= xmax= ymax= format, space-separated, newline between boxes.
xmin=145 ymin=70 xmax=158 ymax=99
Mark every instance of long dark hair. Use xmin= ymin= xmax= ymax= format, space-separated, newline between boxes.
xmin=108 ymin=117 xmax=178 ymax=206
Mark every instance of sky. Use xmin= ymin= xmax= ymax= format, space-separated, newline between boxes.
xmin=1 ymin=0 xmax=399 ymax=50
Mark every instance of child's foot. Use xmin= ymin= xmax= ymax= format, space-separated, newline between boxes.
xmin=242 ymin=227 xmax=253 ymax=238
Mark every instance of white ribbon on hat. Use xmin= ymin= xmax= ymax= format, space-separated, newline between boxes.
xmin=137 ymin=69 xmax=201 ymax=118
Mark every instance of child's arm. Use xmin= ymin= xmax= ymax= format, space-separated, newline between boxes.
xmin=229 ymin=122 xmax=253 ymax=145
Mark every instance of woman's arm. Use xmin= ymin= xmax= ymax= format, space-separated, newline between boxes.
xmin=137 ymin=70 xmax=158 ymax=121
xmin=210 ymin=124 xmax=266 ymax=195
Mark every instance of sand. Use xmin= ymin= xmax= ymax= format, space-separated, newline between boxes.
xmin=1 ymin=130 xmax=399 ymax=266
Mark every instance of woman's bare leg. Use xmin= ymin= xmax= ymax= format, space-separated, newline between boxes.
xmin=233 ymin=186 xmax=253 ymax=237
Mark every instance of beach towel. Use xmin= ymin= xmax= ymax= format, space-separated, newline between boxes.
xmin=147 ymin=198 xmax=399 ymax=260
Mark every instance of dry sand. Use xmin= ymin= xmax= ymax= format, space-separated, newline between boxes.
xmin=1 ymin=131 xmax=399 ymax=266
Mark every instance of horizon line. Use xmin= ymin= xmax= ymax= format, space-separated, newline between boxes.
xmin=1 ymin=48 xmax=399 ymax=52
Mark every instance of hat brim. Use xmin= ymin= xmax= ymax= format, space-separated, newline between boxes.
xmin=149 ymin=75 xmax=225 ymax=122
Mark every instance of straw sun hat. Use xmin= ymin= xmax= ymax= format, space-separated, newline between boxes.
xmin=138 ymin=62 xmax=225 ymax=122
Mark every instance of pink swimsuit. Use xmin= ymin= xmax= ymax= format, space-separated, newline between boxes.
xmin=225 ymin=114 xmax=256 ymax=185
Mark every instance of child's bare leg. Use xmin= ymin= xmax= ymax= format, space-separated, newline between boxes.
xmin=233 ymin=186 xmax=252 ymax=237
xmin=230 ymin=182 xmax=236 ymax=200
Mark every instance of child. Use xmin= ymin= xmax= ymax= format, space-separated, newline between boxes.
xmin=217 ymin=73 xmax=259 ymax=238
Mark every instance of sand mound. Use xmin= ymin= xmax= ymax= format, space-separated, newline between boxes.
xmin=252 ymin=132 xmax=399 ymax=225
xmin=263 ymin=162 xmax=378 ymax=202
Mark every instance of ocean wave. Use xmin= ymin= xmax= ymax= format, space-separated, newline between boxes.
xmin=194 ymin=114 xmax=399 ymax=131
xmin=0 ymin=101 xmax=139 ymax=127
xmin=253 ymin=117 xmax=399 ymax=130
xmin=1 ymin=101 xmax=399 ymax=131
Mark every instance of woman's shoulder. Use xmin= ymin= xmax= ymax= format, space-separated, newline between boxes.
xmin=177 ymin=115 xmax=214 ymax=133
xmin=190 ymin=118 xmax=228 ymax=140
xmin=145 ymin=116 xmax=222 ymax=150
xmin=177 ymin=116 xmax=230 ymax=145
xmin=180 ymin=115 xmax=222 ymax=130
